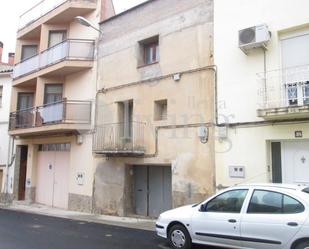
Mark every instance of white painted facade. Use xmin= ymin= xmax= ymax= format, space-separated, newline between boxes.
xmin=0 ymin=70 xmax=13 ymax=194
xmin=214 ymin=0 xmax=309 ymax=187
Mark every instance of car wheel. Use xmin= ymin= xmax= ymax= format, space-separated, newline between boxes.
xmin=295 ymin=241 xmax=309 ymax=249
xmin=168 ymin=224 xmax=192 ymax=249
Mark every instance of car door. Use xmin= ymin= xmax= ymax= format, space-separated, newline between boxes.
xmin=240 ymin=189 xmax=307 ymax=249
xmin=191 ymin=189 xmax=249 ymax=248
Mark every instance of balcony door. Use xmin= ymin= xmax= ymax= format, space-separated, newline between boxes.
xmin=17 ymin=93 xmax=33 ymax=111
xmin=16 ymin=93 xmax=34 ymax=128
xmin=47 ymin=31 xmax=67 ymax=64
xmin=281 ymin=33 xmax=309 ymax=106
xmin=44 ymin=84 xmax=63 ymax=104
xmin=21 ymin=45 xmax=38 ymax=61
xmin=48 ymin=30 xmax=67 ymax=48
xmin=118 ymin=100 xmax=133 ymax=147
xmin=39 ymin=84 xmax=63 ymax=124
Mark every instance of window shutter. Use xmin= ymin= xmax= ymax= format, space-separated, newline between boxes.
xmin=282 ymin=34 xmax=309 ymax=68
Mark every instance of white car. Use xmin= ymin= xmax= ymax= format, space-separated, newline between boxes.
xmin=156 ymin=184 xmax=309 ymax=249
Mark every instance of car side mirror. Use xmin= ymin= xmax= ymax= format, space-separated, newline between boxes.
xmin=199 ymin=203 xmax=207 ymax=212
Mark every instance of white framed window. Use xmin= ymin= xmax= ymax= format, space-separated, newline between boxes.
xmin=281 ymin=33 xmax=309 ymax=106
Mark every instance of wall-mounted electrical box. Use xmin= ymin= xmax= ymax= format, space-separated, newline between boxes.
xmin=229 ymin=166 xmax=245 ymax=178
xmin=76 ymin=172 xmax=85 ymax=185
xmin=197 ymin=126 xmax=208 ymax=143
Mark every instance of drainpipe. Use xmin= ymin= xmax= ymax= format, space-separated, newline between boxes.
xmin=263 ymin=48 xmax=267 ymax=108
xmin=5 ymin=135 xmax=15 ymax=202
xmin=210 ymin=65 xmax=218 ymax=126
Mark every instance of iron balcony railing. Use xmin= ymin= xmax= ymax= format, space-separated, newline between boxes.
xmin=93 ymin=122 xmax=146 ymax=155
xmin=18 ymin=0 xmax=96 ymax=31
xmin=9 ymin=99 xmax=92 ymax=130
xmin=258 ymin=64 xmax=309 ymax=109
xmin=13 ymin=39 xmax=95 ymax=79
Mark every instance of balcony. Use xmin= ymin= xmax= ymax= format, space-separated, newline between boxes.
xmin=93 ymin=122 xmax=146 ymax=156
xmin=13 ymin=39 xmax=95 ymax=85
xmin=9 ymin=99 xmax=92 ymax=136
xmin=257 ymin=64 xmax=309 ymax=119
xmin=18 ymin=0 xmax=97 ymax=39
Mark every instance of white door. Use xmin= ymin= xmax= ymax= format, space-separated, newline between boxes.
xmin=36 ymin=144 xmax=70 ymax=209
xmin=282 ymin=141 xmax=309 ymax=184
xmin=191 ymin=189 xmax=249 ymax=248
xmin=241 ymin=189 xmax=306 ymax=249
xmin=53 ymin=151 xmax=70 ymax=209
xmin=36 ymin=151 xmax=55 ymax=206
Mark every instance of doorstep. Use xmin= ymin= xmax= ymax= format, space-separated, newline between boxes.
xmin=0 ymin=202 xmax=156 ymax=231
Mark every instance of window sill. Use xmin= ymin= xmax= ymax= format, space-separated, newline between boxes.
xmin=137 ymin=61 xmax=159 ymax=69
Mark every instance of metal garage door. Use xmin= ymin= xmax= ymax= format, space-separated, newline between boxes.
xmin=36 ymin=143 xmax=70 ymax=209
xmin=134 ymin=165 xmax=172 ymax=218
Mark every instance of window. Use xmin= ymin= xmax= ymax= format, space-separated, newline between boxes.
xmin=16 ymin=93 xmax=34 ymax=128
xmin=205 ymin=189 xmax=248 ymax=213
xmin=144 ymin=42 xmax=159 ymax=64
xmin=17 ymin=93 xmax=34 ymax=110
xmin=44 ymin=84 xmax=63 ymax=104
xmin=48 ymin=30 xmax=67 ymax=48
xmin=154 ymin=99 xmax=167 ymax=121
xmin=0 ymin=86 xmax=2 ymax=107
xmin=247 ymin=190 xmax=305 ymax=214
xmin=38 ymin=143 xmax=70 ymax=152
xmin=118 ymin=100 xmax=133 ymax=139
xmin=282 ymin=33 xmax=309 ymax=106
xmin=139 ymin=36 xmax=159 ymax=66
xmin=21 ymin=45 xmax=38 ymax=61
xmin=283 ymin=195 xmax=304 ymax=213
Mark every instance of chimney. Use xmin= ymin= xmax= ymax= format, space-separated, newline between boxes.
xmin=0 ymin=41 xmax=3 ymax=63
xmin=8 ymin=53 xmax=15 ymax=65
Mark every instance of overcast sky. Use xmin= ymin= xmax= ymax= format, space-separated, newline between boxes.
xmin=0 ymin=0 xmax=146 ymax=63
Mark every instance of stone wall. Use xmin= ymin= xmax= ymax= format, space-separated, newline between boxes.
xmin=68 ymin=193 xmax=93 ymax=213
xmin=93 ymin=159 xmax=127 ymax=216
xmin=0 ymin=193 xmax=13 ymax=204
xmin=25 ymin=187 xmax=35 ymax=203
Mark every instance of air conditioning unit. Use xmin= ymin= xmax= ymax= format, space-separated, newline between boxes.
xmin=239 ymin=24 xmax=271 ymax=53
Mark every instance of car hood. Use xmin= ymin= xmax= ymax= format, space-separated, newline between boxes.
xmin=160 ymin=204 xmax=197 ymax=220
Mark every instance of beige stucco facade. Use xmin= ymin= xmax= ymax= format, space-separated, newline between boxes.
xmin=9 ymin=0 xmax=114 ymax=212
xmin=8 ymin=0 xmax=216 ymax=217
xmin=94 ymin=0 xmax=215 ymax=216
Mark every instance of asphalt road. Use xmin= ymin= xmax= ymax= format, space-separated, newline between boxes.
xmin=0 ymin=209 xmax=216 ymax=249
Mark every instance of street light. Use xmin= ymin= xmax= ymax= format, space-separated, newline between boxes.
xmin=74 ymin=16 xmax=102 ymax=34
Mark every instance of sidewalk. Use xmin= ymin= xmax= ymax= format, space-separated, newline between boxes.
xmin=0 ymin=202 xmax=156 ymax=231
